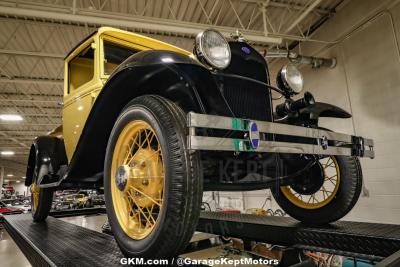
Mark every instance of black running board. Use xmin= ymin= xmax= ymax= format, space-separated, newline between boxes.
xmin=197 ymin=212 xmax=400 ymax=262
xmin=3 ymin=214 xmax=122 ymax=266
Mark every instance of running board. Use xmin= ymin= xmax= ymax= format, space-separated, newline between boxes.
xmin=197 ymin=212 xmax=400 ymax=262
xmin=3 ymin=214 xmax=123 ymax=266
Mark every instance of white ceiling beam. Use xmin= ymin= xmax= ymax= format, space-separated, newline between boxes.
xmin=0 ymin=3 xmax=282 ymax=45
xmin=0 ymin=77 xmax=63 ymax=85
xmin=285 ymin=0 xmax=323 ymax=34
xmin=0 ymin=49 xmax=64 ymax=59
xmin=0 ymin=131 xmax=29 ymax=148
xmin=0 ymin=122 xmax=59 ymax=126
xmin=0 ymin=98 xmax=60 ymax=104
xmin=242 ymin=0 xmax=331 ymax=14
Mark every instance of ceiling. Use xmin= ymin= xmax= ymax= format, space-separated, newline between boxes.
xmin=0 ymin=0 xmax=345 ymax=183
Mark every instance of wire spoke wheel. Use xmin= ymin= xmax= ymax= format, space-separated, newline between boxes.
xmin=105 ymin=96 xmax=202 ymax=257
xmin=31 ymin=183 xmax=40 ymax=211
xmin=280 ymin=156 xmax=341 ymax=209
xmin=111 ymin=120 xmax=165 ymax=240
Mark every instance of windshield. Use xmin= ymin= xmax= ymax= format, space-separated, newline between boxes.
xmin=103 ymin=41 xmax=138 ymax=75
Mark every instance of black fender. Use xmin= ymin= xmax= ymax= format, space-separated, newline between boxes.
xmin=300 ymin=102 xmax=351 ymax=119
xmin=66 ymin=50 xmax=233 ymax=180
xmin=25 ymin=136 xmax=68 ymax=186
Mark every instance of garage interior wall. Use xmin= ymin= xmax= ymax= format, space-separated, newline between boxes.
xmin=12 ymin=182 xmax=28 ymax=196
xmin=214 ymin=0 xmax=400 ymax=224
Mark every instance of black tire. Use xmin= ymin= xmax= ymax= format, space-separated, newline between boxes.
xmin=104 ymin=95 xmax=202 ymax=259
xmin=31 ymin=165 xmax=54 ymax=222
xmin=271 ymin=156 xmax=362 ymax=224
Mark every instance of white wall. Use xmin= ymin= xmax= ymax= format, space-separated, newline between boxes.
xmin=297 ymin=0 xmax=400 ymax=224
xmin=12 ymin=182 xmax=29 ymax=196
xmin=212 ymin=0 xmax=400 ymax=223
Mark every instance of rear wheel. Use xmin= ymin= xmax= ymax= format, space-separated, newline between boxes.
xmin=30 ymin=165 xmax=54 ymax=222
xmin=104 ymin=95 xmax=202 ymax=258
xmin=271 ymin=156 xmax=362 ymax=224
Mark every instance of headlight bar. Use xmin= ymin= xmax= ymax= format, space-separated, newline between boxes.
xmin=187 ymin=112 xmax=374 ymax=158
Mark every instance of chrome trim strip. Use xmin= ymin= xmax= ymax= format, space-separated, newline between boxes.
xmin=189 ymin=136 xmax=352 ymax=156
xmin=188 ymin=112 xmax=352 ymax=143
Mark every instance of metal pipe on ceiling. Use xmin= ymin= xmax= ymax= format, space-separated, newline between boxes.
xmin=265 ymin=49 xmax=336 ymax=68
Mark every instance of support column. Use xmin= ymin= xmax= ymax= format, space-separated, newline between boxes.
xmin=0 ymin=166 xmax=4 ymax=199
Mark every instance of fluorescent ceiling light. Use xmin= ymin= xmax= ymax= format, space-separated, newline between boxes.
xmin=0 ymin=114 xmax=23 ymax=121
xmin=22 ymin=176 xmax=26 ymax=179
xmin=1 ymin=151 xmax=15 ymax=156
xmin=6 ymin=174 xmax=13 ymax=177
xmin=16 ymin=181 xmax=21 ymax=183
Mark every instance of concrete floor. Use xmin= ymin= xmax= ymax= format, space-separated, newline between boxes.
xmin=0 ymin=227 xmax=31 ymax=267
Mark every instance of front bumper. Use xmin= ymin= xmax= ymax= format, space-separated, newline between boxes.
xmin=187 ymin=112 xmax=374 ymax=158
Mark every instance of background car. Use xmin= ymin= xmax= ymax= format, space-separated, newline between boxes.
xmin=0 ymin=201 xmax=24 ymax=215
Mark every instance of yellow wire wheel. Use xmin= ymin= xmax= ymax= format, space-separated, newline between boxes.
xmin=31 ymin=183 xmax=40 ymax=211
xmin=280 ymin=156 xmax=341 ymax=209
xmin=111 ymin=120 xmax=165 ymax=240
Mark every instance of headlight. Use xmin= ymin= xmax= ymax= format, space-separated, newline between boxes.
xmin=195 ymin=29 xmax=231 ymax=69
xmin=277 ymin=64 xmax=304 ymax=94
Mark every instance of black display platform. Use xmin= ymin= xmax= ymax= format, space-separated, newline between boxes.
xmin=3 ymin=212 xmax=400 ymax=266
xmin=4 ymin=214 xmax=122 ymax=266
xmin=198 ymin=212 xmax=400 ymax=261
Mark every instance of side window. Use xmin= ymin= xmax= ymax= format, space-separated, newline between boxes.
xmin=68 ymin=44 xmax=95 ymax=93
xmin=103 ymin=41 xmax=138 ymax=75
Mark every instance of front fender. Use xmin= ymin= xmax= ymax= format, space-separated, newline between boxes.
xmin=25 ymin=136 xmax=67 ymax=186
xmin=300 ymin=102 xmax=351 ymax=119
xmin=67 ymin=50 xmax=232 ymax=180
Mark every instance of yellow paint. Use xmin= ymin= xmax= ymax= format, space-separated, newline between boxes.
xmin=31 ymin=183 xmax=39 ymax=211
xmin=111 ymin=120 xmax=164 ymax=239
xmin=61 ymin=27 xmax=191 ymax=161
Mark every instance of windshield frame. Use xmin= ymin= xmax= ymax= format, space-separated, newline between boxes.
xmin=99 ymin=34 xmax=150 ymax=79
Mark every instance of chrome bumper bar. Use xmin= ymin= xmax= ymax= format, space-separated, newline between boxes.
xmin=187 ymin=112 xmax=374 ymax=158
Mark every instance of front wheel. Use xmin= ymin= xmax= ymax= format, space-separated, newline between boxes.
xmin=271 ymin=156 xmax=362 ymax=224
xmin=30 ymin=165 xmax=54 ymax=222
xmin=104 ymin=95 xmax=202 ymax=258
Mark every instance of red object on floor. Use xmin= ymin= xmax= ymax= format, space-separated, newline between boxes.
xmin=221 ymin=209 xmax=241 ymax=214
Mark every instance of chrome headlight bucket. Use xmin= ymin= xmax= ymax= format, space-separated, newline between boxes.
xmin=195 ymin=29 xmax=231 ymax=69
xmin=277 ymin=64 xmax=304 ymax=94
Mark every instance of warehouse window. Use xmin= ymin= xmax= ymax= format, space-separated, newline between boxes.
xmin=68 ymin=44 xmax=95 ymax=93
xmin=103 ymin=41 xmax=138 ymax=75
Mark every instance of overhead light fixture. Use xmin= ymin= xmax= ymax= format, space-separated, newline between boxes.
xmin=16 ymin=180 xmax=21 ymax=183
xmin=0 ymin=114 xmax=23 ymax=121
xmin=22 ymin=176 xmax=26 ymax=179
xmin=6 ymin=174 xmax=14 ymax=177
xmin=1 ymin=151 xmax=15 ymax=156
xmin=4 ymin=179 xmax=9 ymax=183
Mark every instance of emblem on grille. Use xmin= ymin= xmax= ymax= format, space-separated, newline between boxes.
xmin=249 ymin=121 xmax=260 ymax=149
xmin=241 ymin=46 xmax=251 ymax=54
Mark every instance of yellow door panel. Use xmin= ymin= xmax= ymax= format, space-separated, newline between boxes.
xmin=63 ymin=85 xmax=102 ymax=161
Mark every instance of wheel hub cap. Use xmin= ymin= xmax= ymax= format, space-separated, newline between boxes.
xmin=115 ymin=165 xmax=129 ymax=191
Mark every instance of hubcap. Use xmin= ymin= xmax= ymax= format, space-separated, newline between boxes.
xmin=281 ymin=156 xmax=341 ymax=209
xmin=111 ymin=120 xmax=164 ymax=240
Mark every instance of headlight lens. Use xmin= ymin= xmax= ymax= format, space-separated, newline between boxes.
xmin=195 ymin=30 xmax=231 ymax=69
xmin=278 ymin=64 xmax=304 ymax=94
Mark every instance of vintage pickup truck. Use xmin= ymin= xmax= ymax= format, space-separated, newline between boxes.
xmin=26 ymin=27 xmax=374 ymax=258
